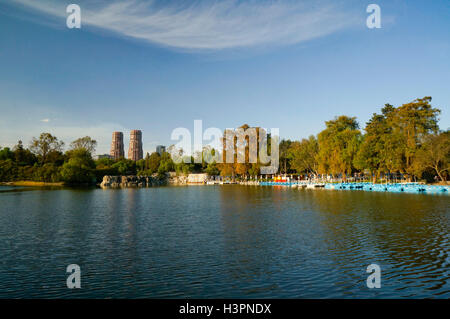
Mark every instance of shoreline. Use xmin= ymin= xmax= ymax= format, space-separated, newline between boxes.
xmin=1 ymin=179 xmax=448 ymax=194
xmin=0 ymin=181 xmax=65 ymax=187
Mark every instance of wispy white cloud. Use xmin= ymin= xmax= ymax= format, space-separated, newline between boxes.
xmin=40 ymin=118 xmax=50 ymax=122
xmin=12 ymin=0 xmax=358 ymax=50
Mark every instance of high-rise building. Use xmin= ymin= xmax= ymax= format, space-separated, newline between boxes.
xmin=156 ymin=145 xmax=166 ymax=155
xmin=110 ymin=131 xmax=124 ymax=160
xmin=128 ymin=130 xmax=143 ymax=161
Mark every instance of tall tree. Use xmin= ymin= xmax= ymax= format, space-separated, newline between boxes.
xmin=144 ymin=152 xmax=150 ymax=170
xmin=147 ymin=152 xmax=161 ymax=174
xmin=69 ymin=136 xmax=97 ymax=154
xmin=159 ymin=151 xmax=175 ymax=173
xmin=317 ymin=116 xmax=362 ymax=178
xmin=279 ymin=139 xmax=292 ymax=174
xmin=390 ymin=97 xmax=440 ymax=176
xmin=288 ymin=135 xmax=319 ymax=175
xmin=13 ymin=140 xmax=37 ymax=166
xmin=413 ymin=131 xmax=449 ymax=182
xmin=29 ymin=133 xmax=64 ymax=164
xmin=354 ymin=109 xmax=394 ymax=179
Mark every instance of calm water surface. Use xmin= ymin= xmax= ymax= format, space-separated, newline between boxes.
xmin=0 ymin=185 xmax=448 ymax=298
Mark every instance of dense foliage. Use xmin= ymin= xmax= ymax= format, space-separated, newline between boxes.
xmin=286 ymin=97 xmax=448 ymax=182
xmin=0 ymin=97 xmax=448 ymax=184
xmin=0 ymin=133 xmax=202 ymax=184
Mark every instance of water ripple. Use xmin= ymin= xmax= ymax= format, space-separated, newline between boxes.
xmin=0 ymin=186 xmax=448 ymax=298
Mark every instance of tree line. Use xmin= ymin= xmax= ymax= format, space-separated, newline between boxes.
xmin=283 ymin=97 xmax=448 ymax=182
xmin=0 ymin=134 xmax=195 ymax=184
xmin=210 ymin=96 xmax=448 ymax=182
xmin=0 ymin=97 xmax=448 ymax=184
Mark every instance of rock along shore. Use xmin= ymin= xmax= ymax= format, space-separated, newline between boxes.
xmin=100 ymin=173 xmax=189 ymax=188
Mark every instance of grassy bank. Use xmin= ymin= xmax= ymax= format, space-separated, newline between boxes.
xmin=0 ymin=181 xmax=65 ymax=187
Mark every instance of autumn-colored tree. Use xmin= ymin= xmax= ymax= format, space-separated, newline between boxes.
xmin=412 ymin=131 xmax=449 ymax=181
xmin=217 ymin=124 xmax=269 ymax=177
xmin=218 ymin=128 xmax=236 ymax=177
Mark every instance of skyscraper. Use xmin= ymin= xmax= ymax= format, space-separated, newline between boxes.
xmin=128 ymin=130 xmax=143 ymax=161
xmin=156 ymin=145 xmax=166 ymax=155
xmin=110 ymin=131 xmax=124 ymax=160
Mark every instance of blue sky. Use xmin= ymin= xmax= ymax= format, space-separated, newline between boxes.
xmin=0 ymin=0 xmax=449 ymax=155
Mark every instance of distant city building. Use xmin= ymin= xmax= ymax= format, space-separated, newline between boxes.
xmin=128 ymin=130 xmax=143 ymax=161
xmin=156 ymin=145 xmax=166 ymax=155
xmin=95 ymin=154 xmax=113 ymax=160
xmin=110 ymin=131 xmax=124 ymax=160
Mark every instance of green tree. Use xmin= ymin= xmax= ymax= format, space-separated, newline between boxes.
xmin=0 ymin=159 xmax=17 ymax=181
xmin=317 ymin=116 xmax=362 ymax=178
xmin=95 ymin=157 xmax=115 ymax=168
xmin=279 ymin=139 xmax=292 ymax=174
xmin=0 ymin=147 xmax=14 ymax=161
xmin=13 ymin=140 xmax=37 ymax=166
xmin=69 ymin=136 xmax=97 ymax=154
xmin=158 ymin=151 xmax=174 ymax=173
xmin=147 ymin=152 xmax=161 ymax=174
xmin=144 ymin=152 xmax=150 ymax=169
xmin=205 ymin=162 xmax=219 ymax=176
xmin=35 ymin=163 xmax=60 ymax=182
xmin=94 ymin=157 xmax=118 ymax=182
xmin=29 ymin=133 xmax=64 ymax=164
xmin=288 ymin=135 xmax=319 ymax=175
xmin=390 ymin=97 xmax=440 ymax=176
xmin=175 ymin=156 xmax=195 ymax=175
xmin=354 ymin=111 xmax=392 ymax=180
xmin=60 ymin=148 xmax=96 ymax=184
xmin=136 ymin=159 xmax=146 ymax=172
xmin=112 ymin=159 xmax=136 ymax=175
xmin=248 ymin=163 xmax=260 ymax=176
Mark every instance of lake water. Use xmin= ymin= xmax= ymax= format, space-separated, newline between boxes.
xmin=0 ymin=185 xmax=448 ymax=298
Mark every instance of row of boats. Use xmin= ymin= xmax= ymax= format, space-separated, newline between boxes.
xmin=259 ymin=181 xmax=449 ymax=194
xmin=326 ymin=182 xmax=449 ymax=194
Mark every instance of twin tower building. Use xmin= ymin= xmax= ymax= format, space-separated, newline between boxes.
xmin=110 ymin=130 xmax=143 ymax=161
